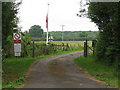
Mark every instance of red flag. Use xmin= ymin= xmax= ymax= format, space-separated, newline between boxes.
xmin=46 ymin=13 xmax=48 ymax=28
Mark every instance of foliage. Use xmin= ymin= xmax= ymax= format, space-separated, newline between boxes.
xmin=2 ymin=1 xmax=21 ymax=57
xmin=29 ymin=25 xmax=43 ymax=38
xmin=49 ymin=31 xmax=98 ymax=41
xmin=31 ymin=31 xmax=98 ymax=41
xmin=2 ymin=36 xmax=14 ymax=58
xmin=78 ymin=1 xmax=119 ymax=66
xmin=87 ymin=2 xmax=119 ymax=66
xmin=21 ymin=33 xmax=32 ymax=57
xmin=74 ymin=54 xmax=118 ymax=87
xmin=3 ymin=57 xmax=36 ymax=88
xmin=0 ymin=2 xmax=2 ymax=49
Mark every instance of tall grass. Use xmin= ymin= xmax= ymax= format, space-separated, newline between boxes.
xmin=2 ymin=57 xmax=36 ymax=88
xmin=74 ymin=54 xmax=118 ymax=87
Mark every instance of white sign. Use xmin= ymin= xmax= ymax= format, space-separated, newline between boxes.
xmin=14 ymin=44 xmax=21 ymax=56
xmin=14 ymin=44 xmax=21 ymax=52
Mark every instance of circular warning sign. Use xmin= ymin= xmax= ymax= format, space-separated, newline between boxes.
xmin=13 ymin=33 xmax=21 ymax=40
xmin=14 ymin=33 xmax=20 ymax=40
xmin=13 ymin=33 xmax=21 ymax=43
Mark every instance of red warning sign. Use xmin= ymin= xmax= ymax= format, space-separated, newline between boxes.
xmin=13 ymin=33 xmax=21 ymax=43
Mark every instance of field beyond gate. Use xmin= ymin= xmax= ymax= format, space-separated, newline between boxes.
xmin=20 ymin=41 xmax=92 ymax=57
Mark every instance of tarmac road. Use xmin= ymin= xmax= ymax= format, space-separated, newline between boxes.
xmin=21 ymin=51 xmax=110 ymax=88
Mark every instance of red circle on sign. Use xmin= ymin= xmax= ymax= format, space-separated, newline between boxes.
xmin=14 ymin=33 xmax=20 ymax=40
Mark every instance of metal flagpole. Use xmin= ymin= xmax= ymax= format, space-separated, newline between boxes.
xmin=46 ymin=25 xmax=48 ymax=45
xmin=46 ymin=4 xmax=49 ymax=45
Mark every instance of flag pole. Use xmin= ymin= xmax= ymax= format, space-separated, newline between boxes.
xmin=46 ymin=3 xmax=49 ymax=45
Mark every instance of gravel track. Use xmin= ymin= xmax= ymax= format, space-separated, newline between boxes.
xmin=22 ymin=51 xmax=109 ymax=88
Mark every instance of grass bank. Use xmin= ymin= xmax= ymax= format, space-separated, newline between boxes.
xmin=74 ymin=54 xmax=118 ymax=88
xmin=3 ymin=48 xmax=83 ymax=88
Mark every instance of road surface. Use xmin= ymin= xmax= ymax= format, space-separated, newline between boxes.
xmin=21 ymin=51 xmax=110 ymax=88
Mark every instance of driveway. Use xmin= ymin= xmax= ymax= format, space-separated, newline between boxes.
xmin=21 ymin=51 xmax=110 ymax=88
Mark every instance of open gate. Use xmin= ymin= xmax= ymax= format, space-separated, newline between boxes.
xmin=84 ymin=40 xmax=97 ymax=57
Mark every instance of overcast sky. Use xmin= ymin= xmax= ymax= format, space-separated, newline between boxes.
xmin=18 ymin=0 xmax=99 ymax=32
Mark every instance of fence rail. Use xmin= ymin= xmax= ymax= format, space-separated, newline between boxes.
xmin=23 ymin=42 xmax=72 ymax=57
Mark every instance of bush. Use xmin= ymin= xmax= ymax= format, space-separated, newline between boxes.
xmin=3 ymin=36 xmax=14 ymax=58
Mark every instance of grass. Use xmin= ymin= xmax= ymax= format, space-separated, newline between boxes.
xmin=74 ymin=54 xmax=118 ymax=88
xmin=35 ymin=41 xmax=92 ymax=47
xmin=3 ymin=57 xmax=35 ymax=88
xmin=2 ymin=47 xmax=83 ymax=88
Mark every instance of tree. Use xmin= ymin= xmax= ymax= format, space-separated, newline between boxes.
xmin=78 ymin=1 xmax=119 ymax=65
xmin=79 ymin=32 xmax=87 ymax=37
xmin=0 ymin=2 xmax=2 ymax=48
xmin=80 ymin=2 xmax=119 ymax=65
xmin=2 ymin=2 xmax=21 ymax=57
xmin=29 ymin=25 xmax=43 ymax=37
xmin=88 ymin=2 xmax=119 ymax=65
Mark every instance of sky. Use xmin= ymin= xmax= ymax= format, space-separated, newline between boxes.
xmin=18 ymin=0 xmax=99 ymax=32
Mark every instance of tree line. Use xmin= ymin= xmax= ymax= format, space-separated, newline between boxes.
xmin=25 ymin=25 xmax=98 ymax=41
xmin=46 ymin=31 xmax=98 ymax=41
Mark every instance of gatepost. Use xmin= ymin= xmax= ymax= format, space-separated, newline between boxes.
xmin=92 ymin=40 xmax=97 ymax=55
xmin=84 ymin=40 xmax=88 ymax=57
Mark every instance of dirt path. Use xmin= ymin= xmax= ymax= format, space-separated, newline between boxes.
xmin=22 ymin=51 xmax=109 ymax=88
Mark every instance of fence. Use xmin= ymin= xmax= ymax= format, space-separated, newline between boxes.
xmin=21 ymin=41 xmax=73 ymax=57
xmin=2 ymin=40 xmax=85 ymax=59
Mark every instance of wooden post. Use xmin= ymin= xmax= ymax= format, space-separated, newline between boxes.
xmin=93 ymin=47 xmax=95 ymax=56
xmin=92 ymin=40 xmax=97 ymax=56
xmin=84 ymin=42 xmax=86 ymax=57
xmin=32 ymin=41 xmax=35 ymax=57
xmin=62 ymin=43 xmax=64 ymax=51
xmin=84 ymin=40 xmax=88 ymax=57
xmin=86 ymin=40 xmax=88 ymax=57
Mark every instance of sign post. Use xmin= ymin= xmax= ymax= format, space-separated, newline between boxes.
xmin=13 ymin=33 xmax=21 ymax=56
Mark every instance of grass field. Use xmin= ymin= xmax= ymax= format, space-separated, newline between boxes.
xmin=74 ymin=54 xmax=118 ymax=88
xmin=35 ymin=41 xmax=92 ymax=47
